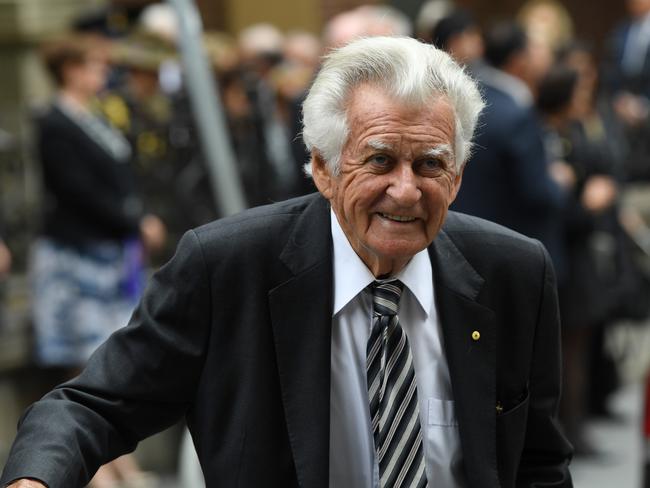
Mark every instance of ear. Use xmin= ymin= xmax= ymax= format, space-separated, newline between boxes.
xmin=311 ymin=150 xmax=334 ymax=200
xmin=449 ymin=164 xmax=465 ymax=203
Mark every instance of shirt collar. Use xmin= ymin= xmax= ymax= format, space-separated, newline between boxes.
xmin=330 ymin=209 xmax=433 ymax=317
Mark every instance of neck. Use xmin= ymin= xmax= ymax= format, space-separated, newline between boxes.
xmin=364 ymin=254 xmax=410 ymax=278
xmin=59 ymin=88 xmax=91 ymax=111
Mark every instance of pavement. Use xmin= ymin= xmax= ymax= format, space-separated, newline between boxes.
xmin=572 ymin=380 xmax=646 ymax=488
xmin=571 ymin=383 xmax=643 ymax=488
xmin=571 ymin=318 xmax=650 ymax=488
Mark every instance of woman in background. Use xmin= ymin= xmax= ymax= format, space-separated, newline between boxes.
xmin=33 ymin=33 xmax=163 ymax=488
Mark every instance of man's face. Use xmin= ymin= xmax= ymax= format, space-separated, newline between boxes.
xmin=312 ymin=84 xmax=463 ymax=277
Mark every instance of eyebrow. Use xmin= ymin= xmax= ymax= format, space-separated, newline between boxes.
xmin=423 ymin=144 xmax=454 ymax=161
xmin=367 ymin=139 xmax=454 ymax=161
xmin=367 ymin=139 xmax=394 ymax=151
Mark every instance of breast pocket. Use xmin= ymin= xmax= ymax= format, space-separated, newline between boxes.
xmin=424 ymin=398 xmax=463 ymax=485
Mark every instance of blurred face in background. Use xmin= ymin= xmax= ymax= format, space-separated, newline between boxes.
xmin=63 ymin=55 xmax=109 ymax=98
xmin=564 ymin=49 xmax=598 ymax=118
xmin=628 ymin=0 xmax=650 ymax=18
xmin=524 ymin=37 xmax=554 ymax=93
xmin=519 ymin=0 xmax=573 ymax=51
xmin=446 ymin=27 xmax=484 ymax=66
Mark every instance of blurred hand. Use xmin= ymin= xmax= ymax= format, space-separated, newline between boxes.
xmin=581 ymin=175 xmax=618 ymax=213
xmin=7 ymin=479 xmax=48 ymax=488
xmin=139 ymin=214 xmax=167 ymax=255
xmin=549 ymin=161 xmax=577 ymax=190
xmin=614 ymin=92 xmax=649 ymax=127
xmin=0 ymin=239 xmax=11 ymax=278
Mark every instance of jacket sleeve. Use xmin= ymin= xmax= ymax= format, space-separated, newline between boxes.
xmin=0 ymin=230 xmax=212 ymax=488
xmin=516 ymin=242 xmax=573 ymax=487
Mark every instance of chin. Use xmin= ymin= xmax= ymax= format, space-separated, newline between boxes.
xmin=373 ymin=241 xmax=428 ymax=262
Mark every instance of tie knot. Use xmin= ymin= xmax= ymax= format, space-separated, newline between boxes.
xmin=371 ymin=279 xmax=404 ymax=316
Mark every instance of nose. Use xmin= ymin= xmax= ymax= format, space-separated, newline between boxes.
xmin=385 ymin=163 xmax=421 ymax=206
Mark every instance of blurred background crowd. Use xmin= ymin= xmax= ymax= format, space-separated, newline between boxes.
xmin=1 ymin=0 xmax=650 ymax=486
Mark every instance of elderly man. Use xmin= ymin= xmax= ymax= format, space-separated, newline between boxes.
xmin=1 ymin=37 xmax=572 ymax=488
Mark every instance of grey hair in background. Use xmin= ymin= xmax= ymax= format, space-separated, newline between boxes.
xmin=302 ymin=36 xmax=485 ymax=176
xmin=357 ymin=5 xmax=413 ymax=37
xmin=415 ymin=0 xmax=454 ymax=39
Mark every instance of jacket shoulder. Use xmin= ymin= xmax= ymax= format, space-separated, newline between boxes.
xmin=444 ymin=210 xmax=530 ymax=236
xmin=480 ymin=87 xmax=533 ymax=128
xmin=193 ymin=193 xmax=323 ymax=241
xmin=188 ymin=193 xmax=327 ymax=270
xmin=443 ymin=211 xmax=547 ymax=265
xmin=35 ymin=105 xmax=84 ymax=144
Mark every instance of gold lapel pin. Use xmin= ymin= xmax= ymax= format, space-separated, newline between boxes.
xmin=471 ymin=330 xmax=480 ymax=341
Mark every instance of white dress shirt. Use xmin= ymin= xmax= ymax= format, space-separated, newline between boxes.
xmin=328 ymin=211 xmax=466 ymax=488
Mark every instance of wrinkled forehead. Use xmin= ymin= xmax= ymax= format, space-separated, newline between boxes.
xmin=343 ymin=83 xmax=457 ymax=144
xmin=343 ymin=80 xmax=451 ymax=113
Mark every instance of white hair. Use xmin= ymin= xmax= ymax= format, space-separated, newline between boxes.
xmin=302 ymin=36 xmax=484 ymax=176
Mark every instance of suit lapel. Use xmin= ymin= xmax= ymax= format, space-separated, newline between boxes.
xmin=268 ymin=199 xmax=500 ymax=487
xmin=430 ymin=229 xmax=499 ymax=488
xmin=269 ymin=195 xmax=332 ymax=488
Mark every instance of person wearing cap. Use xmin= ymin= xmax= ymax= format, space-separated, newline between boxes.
xmin=101 ymin=30 xmax=177 ymax=263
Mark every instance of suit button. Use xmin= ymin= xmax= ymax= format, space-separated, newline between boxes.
xmin=471 ymin=330 xmax=480 ymax=341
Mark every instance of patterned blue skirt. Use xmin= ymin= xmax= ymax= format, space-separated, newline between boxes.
xmin=30 ymin=237 xmax=143 ymax=367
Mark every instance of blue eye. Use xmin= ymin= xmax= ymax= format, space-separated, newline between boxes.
xmin=423 ymin=159 xmax=442 ymax=169
xmin=370 ymin=154 xmax=390 ymax=166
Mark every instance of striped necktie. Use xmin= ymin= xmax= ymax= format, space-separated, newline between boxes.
xmin=367 ymin=279 xmax=427 ymax=488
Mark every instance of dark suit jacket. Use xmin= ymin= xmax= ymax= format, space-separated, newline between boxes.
xmin=452 ymin=79 xmax=567 ymax=277
xmin=603 ymin=19 xmax=650 ymax=99
xmin=1 ymin=193 xmax=572 ymax=488
xmin=35 ymin=104 xmax=141 ymax=246
xmin=601 ymin=19 xmax=650 ymax=181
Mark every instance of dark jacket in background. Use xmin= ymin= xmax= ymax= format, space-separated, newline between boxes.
xmin=453 ymin=77 xmax=567 ymax=275
xmin=602 ymin=18 xmax=650 ymax=99
xmin=602 ymin=17 xmax=650 ymax=181
xmin=35 ymin=104 xmax=141 ymax=246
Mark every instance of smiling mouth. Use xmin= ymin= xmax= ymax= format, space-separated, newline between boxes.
xmin=379 ymin=213 xmax=417 ymax=223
